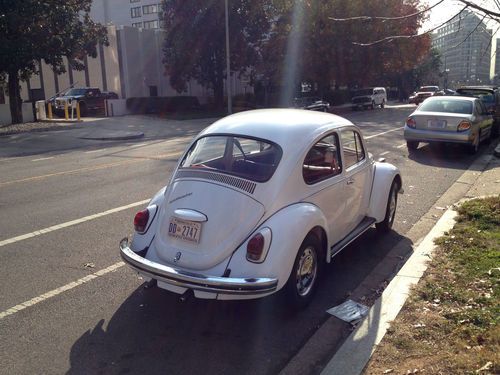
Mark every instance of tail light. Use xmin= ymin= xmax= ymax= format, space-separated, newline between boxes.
xmin=134 ymin=209 xmax=149 ymax=233
xmin=406 ymin=118 xmax=416 ymax=129
xmin=246 ymin=228 xmax=272 ymax=263
xmin=457 ymin=121 xmax=471 ymax=132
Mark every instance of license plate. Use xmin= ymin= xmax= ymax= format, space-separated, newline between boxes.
xmin=168 ymin=217 xmax=201 ymax=243
xmin=428 ymin=119 xmax=446 ymax=128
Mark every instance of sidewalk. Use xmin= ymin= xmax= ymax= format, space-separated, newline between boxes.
xmin=319 ymin=141 xmax=499 ymax=374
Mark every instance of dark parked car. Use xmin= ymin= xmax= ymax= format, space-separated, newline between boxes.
xmin=293 ymin=97 xmax=330 ymax=112
xmin=54 ymin=87 xmax=108 ymax=117
xmin=456 ymin=86 xmax=500 ymax=136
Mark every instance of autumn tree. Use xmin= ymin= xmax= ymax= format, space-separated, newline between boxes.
xmin=258 ymin=0 xmax=431 ymax=105
xmin=0 ymin=0 xmax=108 ymax=124
xmin=161 ymin=0 xmax=272 ymax=108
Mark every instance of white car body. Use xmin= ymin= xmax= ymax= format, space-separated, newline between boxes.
xmin=120 ymin=109 xmax=403 ymax=306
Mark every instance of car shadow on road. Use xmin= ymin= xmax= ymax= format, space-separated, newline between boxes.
xmin=66 ymin=230 xmax=413 ymax=375
xmin=407 ymin=142 xmax=490 ymax=170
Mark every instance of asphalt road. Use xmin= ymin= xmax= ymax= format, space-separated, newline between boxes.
xmin=0 ymin=105 xmax=488 ymax=375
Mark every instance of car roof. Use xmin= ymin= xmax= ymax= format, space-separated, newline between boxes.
xmin=424 ymin=96 xmax=477 ymax=102
xmin=200 ymin=109 xmax=354 ymax=146
xmin=457 ymin=86 xmax=496 ymax=92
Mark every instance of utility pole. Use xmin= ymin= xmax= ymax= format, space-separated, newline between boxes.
xmin=225 ymin=0 xmax=232 ymax=114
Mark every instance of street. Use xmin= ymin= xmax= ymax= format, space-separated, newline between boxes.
xmin=0 ymin=105 xmax=490 ymax=375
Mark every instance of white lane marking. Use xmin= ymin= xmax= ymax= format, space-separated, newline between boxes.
xmin=0 ymin=199 xmax=149 ymax=248
xmin=0 ymin=156 xmax=22 ymax=163
xmin=32 ymin=157 xmax=54 ymax=162
xmin=397 ymin=143 xmax=407 ymax=148
xmin=131 ymin=143 xmax=148 ymax=148
xmin=364 ymin=126 xmax=404 ymax=139
xmin=0 ymin=262 xmax=125 ymax=320
xmin=379 ymin=151 xmax=390 ymax=156
xmin=85 ymin=149 xmax=106 ymax=154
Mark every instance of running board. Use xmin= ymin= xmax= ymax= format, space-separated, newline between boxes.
xmin=330 ymin=217 xmax=376 ymax=259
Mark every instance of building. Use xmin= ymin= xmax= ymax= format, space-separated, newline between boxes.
xmin=432 ymin=10 xmax=492 ymax=87
xmin=90 ymin=0 xmax=162 ymax=30
xmin=494 ymin=38 xmax=500 ymax=83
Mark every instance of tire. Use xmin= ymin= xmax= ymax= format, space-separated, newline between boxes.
xmin=468 ymin=131 xmax=480 ymax=155
xmin=407 ymin=141 xmax=419 ymax=151
xmin=380 ymin=100 xmax=385 ymax=109
xmin=284 ymin=234 xmax=322 ymax=309
xmin=376 ymin=180 xmax=398 ymax=233
xmin=371 ymin=101 xmax=375 ymax=110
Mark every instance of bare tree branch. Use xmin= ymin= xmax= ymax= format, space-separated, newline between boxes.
xmin=458 ymin=0 xmax=500 ymax=18
xmin=352 ymin=5 xmax=469 ymax=46
xmin=329 ymin=0 xmax=445 ymax=22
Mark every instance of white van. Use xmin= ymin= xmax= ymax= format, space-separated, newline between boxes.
xmin=351 ymin=87 xmax=387 ymax=110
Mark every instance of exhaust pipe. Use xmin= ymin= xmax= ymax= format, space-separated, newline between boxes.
xmin=179 ymin=289 xmax=194 ymax=303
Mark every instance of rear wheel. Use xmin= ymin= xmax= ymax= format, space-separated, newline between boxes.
xmin=371 ymin=101 xmax=375 ymax=110
xmin=79 ymin=102 xmax=87 ymax=117
xmin=468 ymin=131 xmax=480 ymax=154
xmin=376 ymin=181 xmax=398 ymax=233
xmin=407 ymin=141 xmax=419 ymax=151
xmin=285 ymin=234 xmax=322 ymax=309
xmin=380 ymin=100 xmax=385 ymax=108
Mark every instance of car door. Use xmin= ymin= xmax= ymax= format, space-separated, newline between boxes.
xmin=475 ymin=100 xmax=493 ymax=140
xmin=339 ymin=128 xmax=372 ymax=234
xmin=302 ymin=132 xmax=348 ymax=245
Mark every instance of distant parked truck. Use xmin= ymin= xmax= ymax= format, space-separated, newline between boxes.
xmin=53 ymin=87 xmax=117 ymax=117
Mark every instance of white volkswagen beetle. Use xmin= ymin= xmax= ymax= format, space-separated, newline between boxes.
xmin=120 ymin=109 xmax=403 ymax=308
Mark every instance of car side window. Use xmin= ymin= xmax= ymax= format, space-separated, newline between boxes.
xmin=303 ymin=133 xmax=342 ymax=185
xmin=340 ymin=129 xmax=365 ymax=169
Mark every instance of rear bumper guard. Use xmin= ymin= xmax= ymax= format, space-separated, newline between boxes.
xmin=119 ymin=238 xmax=278 ymax=295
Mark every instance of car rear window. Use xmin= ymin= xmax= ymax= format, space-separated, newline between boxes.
xmin=457 ymin=90 xmax=495 ymax=104
xmin=180 ymin=135 xmax=282 ymax=182
xmin=419 ymin=99 xmax=473 ymax=114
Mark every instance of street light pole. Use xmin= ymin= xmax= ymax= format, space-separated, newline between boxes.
xmin=225 ymin=0 xmax=232 ymax=114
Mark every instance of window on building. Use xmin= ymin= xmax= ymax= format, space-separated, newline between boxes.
xmin=131 ymin=7 xmax=141 ymax=18
xmin=143 ymin=20 xmax=159 ymax=29
xmin=142 ymin=4 xmax=158 ymax=14
xmin=132 ymin=22 xmax=142 ymax=28
xmin=130 ymin=0 xmax=140 ymax=2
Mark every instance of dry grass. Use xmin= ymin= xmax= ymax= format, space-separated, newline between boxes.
xmin=363 ymin=196 xmax=500 ymax=375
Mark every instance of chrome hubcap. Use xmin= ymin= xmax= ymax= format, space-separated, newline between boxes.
xmin=296 ymin=247 xmax=317 ymax=297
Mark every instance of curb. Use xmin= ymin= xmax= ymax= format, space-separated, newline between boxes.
xmin=78 ymin=132 xmax=144 ymax=141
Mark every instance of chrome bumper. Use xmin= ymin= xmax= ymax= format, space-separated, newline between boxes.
xmin=404 ymin=126 xmax=472 ymax=144
xmin=119 ymin=239 xmax=278 ymax=295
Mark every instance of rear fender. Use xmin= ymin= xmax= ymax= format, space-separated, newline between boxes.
xmin=368 ymin=162 xmax=402 ymax=222
xmin=226 ymin=203 xmax=328 ymax=292
xmin=130 ymin=187 xmax=166 ymax=252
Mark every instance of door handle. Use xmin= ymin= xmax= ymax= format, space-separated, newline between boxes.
xmin=347 ymin=178 xmax=354 ymax=185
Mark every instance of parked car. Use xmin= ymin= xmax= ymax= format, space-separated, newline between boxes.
xmin=408 ymin=86 xmax=440 ymax=105
xmin=120 ymin=109 xmax=403 ymax=308
xmin=434 ymin=88 xmax=456 ymax=96
xmin=351 ymin=87 xmax=387 ymax=110
xmin=53 ymin=87 xmax=107 ymax=117
xmin=293 ymin=97 xmax=330 ymax=112
xmin=456 ymin=86 xmax=500 ymax=137
xmin=404 ymin=96 xmax=493 ymax=154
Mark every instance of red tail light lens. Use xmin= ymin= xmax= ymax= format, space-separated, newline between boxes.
xmin=134 ymin=209 xmax=149 ymax=233
xmin=406 ymin=118 xmax=416 ymax=129
xmin=246 ymin=233 xmax=265 ymax=262
xmin=457 ymin=121 xmax=471 ymax=132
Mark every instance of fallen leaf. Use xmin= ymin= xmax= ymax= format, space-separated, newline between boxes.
xmin=83 ymin=262 xmax=95 ymax=268
xmin=383 ymin=370 xmax=394 ymax=374
xmin=476 ymin=361 xmax=493 ymax=373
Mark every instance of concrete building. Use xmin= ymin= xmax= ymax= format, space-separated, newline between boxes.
xmin=432 ymin=10 xmax=492 ymax=88
xmin=90 ymin=0 xmax=162 ymax=30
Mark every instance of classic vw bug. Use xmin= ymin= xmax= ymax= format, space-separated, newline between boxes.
xmin=120 ymin=109 xmax=403 ymax=308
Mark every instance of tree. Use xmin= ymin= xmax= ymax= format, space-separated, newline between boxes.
xmin=258 ymin=0 xmax=430 ymax=104
xmin=0 ymin=0 xmax=108 ymax=124
xmin=161 ymin=0 xmax=271 ymax=108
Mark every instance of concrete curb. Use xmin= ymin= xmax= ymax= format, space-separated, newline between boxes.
xmin=78 ymin=131 xmax=144 ymax=141
xmin=320 ymin=208 xmax=458 ymax=375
